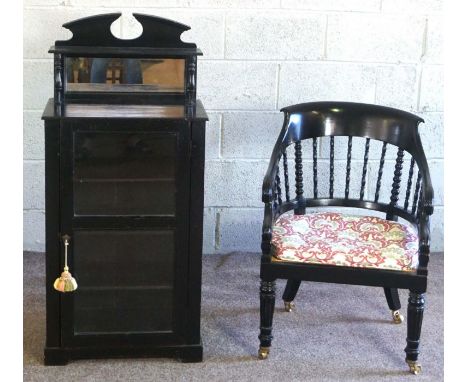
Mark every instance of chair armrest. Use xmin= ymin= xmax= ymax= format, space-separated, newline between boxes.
xmin=416 ymin=161 xmax=434 ymax=275
xmin=262 ymin=150 xmax=282 ymax=204
xmin=261 ymin=139 xmax=285 ymax=255
xmin=262 ymin=114 xmax=289 ymax=203
xmin=417 ymin=193 xmax=433 ymax=255
xmin=416 ymin=158 xmax=434 ymax=240
xmin=261 ymin=203 xmax=274 ymax=255
xmin=261 ymin=146 xmax=283 ymax=256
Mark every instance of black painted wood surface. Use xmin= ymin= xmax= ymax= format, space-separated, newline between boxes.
xmin=260 ymin=101 xmax=434 ymax=369
xmin=43 ymin=12 xmax=207 ymax=365
xmin=53 ymin=13 xmax=197 ymax=49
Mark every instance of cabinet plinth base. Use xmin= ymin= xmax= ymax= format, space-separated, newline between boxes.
xmin=44 ymin=343 xmax=203 ymax=365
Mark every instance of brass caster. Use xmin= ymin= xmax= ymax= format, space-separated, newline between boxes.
xmin=392 ymin=310 xmax=404 ymax=324
xmin=258 ymin=346 xmax=270 ymax=360
xmin=407 ymin=360 xmax=422 ymax=375
xmin=284 ymin=301 xmax=295 ymax=312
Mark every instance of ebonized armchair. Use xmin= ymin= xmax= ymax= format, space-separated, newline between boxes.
xmin=259 ymin=102 xmax=433 ymax=375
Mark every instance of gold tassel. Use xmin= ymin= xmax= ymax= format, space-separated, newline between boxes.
xmin=54 ymin=266 xmax=78 ymax=292
xmin=54 ymin=235 xmax=78 ymax=293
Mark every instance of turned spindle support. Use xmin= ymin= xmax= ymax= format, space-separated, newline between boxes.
xmin=374 ymin=142 xmax=387 ymax=203
xmin=294 ymin=141 xmax=305 ymax=214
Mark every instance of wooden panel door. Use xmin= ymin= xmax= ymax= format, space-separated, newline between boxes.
xmin=59 ymin=119 xmax=191 ymax=347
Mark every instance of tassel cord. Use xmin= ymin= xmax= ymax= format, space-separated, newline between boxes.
xmin=64 ymin=239 xmax=69 ymax=271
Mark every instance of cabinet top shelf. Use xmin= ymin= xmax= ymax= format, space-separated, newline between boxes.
xmin=42 ymin=99 xmax=208 ymax=121
xmin=48 ymin=13 xmax=204 ymax=116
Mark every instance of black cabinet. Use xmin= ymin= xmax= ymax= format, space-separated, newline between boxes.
xmin=42 ymin=13 xmax=207 ymax=364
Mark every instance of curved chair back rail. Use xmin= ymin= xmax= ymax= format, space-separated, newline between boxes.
xmin=262 ymin=102 xmax=434 ymax=276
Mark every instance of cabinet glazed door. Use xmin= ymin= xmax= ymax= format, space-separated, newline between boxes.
xmin=59 ymin=119 xmax=190 ymax=347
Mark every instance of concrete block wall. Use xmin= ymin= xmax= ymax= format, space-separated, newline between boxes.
xmin=23 ymin=0 xmax=443 ymax=253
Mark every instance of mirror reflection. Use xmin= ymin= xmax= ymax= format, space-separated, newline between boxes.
xmin=66 ymin=58 xmax=185 ymax=93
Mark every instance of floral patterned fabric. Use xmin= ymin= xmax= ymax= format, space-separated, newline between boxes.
xmin=271 ymin=212 xmax=419 ymax=272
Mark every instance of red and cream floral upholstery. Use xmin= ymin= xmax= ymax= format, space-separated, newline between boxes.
xmin=271 ymin=212 xmax=419 ymax=272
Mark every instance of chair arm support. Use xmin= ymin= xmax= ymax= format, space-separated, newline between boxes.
xmin=416 ymin=213 xmax=431 ymax=276
xmin=417 ymin=170 xmax=434 ymax=242
xmin=262 ymin=153 xmax=282 ymax=203
xmin=262 ymin=138 xmax=286 ymax=255
xmin=261 ymin=202 xmax=273 ymax=255
xmin=417 ymin=148 xmax=434 ymax=217
xmin=416 ymin=177 xmax=434 ymax=275
xmin=262 ymin=113 xmax=289 ymax=203
xmin=418 ymin=213 xmax=431 ymax=251
xmin=416 ymin=149 xmax=434 ymax=230
xmin=421 ymin=181 xmax=434 ymax=216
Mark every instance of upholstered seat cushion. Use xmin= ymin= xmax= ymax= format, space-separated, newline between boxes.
xmin=271 ymin=212 xmax=419 ymax=272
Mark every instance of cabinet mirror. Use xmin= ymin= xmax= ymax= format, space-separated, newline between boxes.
xmin=65 ymin=57 xmax=185 ymax=93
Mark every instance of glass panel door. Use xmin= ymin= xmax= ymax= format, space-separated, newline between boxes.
xmin=59 ymin=120 xmax=190 ymax=347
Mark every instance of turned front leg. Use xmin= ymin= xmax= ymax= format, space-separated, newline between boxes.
xmin=405 ymin=291 xmax=425 ymax=374
xmin=258 ymin=280 xmax=276 ymax=359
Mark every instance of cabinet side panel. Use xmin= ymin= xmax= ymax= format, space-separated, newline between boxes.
xmin=44 ymin=119 xmax=61 ymax=348
xmin=187 ymin=120 xmax=206 ymax=344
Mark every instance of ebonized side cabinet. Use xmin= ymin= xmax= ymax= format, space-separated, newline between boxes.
xmin=42 ymin=13 xmax=207 ymax=365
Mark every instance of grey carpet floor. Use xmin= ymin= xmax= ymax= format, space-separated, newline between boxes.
xmin=24 ymin=252 xmax=443 ymax=382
